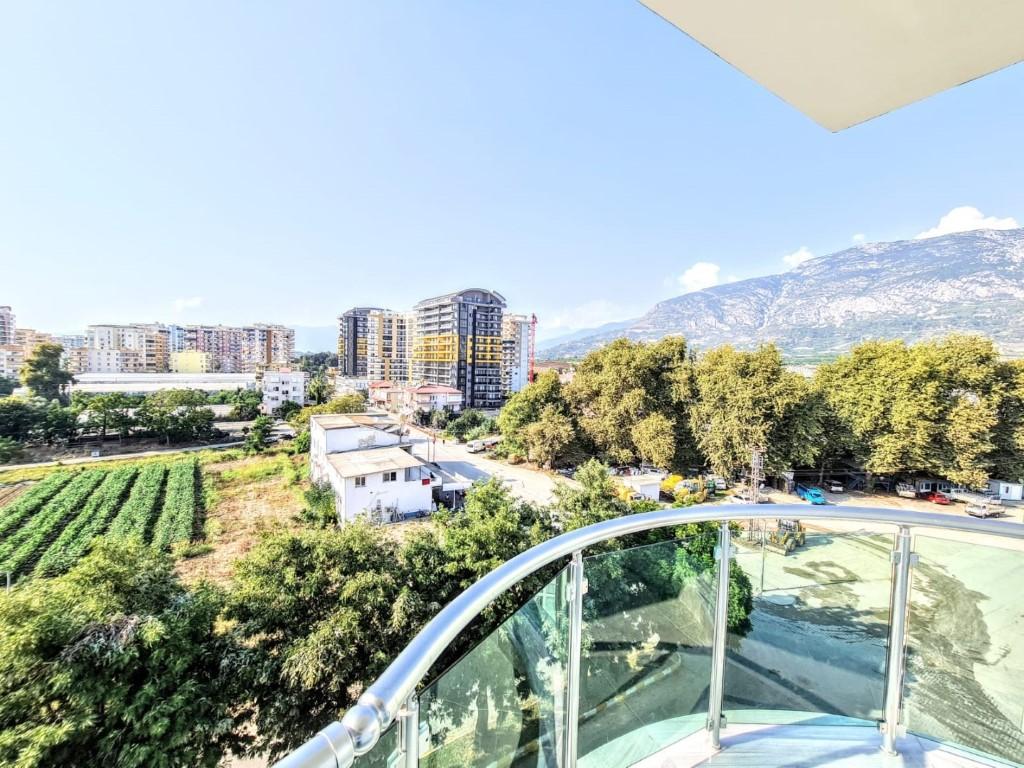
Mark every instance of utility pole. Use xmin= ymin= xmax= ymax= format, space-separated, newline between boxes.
xmin=750 ymin=446 xmax=764 ymax=504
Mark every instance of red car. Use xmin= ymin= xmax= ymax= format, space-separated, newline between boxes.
xmin=923 ymin=491 xmax=951 ymax=505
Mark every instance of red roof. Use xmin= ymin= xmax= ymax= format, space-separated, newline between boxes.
xmin=368 ymin=381 xmax=394 ymax=389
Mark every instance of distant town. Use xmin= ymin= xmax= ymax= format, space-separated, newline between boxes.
xmin=0 ymin=288 xmax=538 ymax=415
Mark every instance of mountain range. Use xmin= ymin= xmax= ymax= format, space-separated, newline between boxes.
xmin=539 ymin=228 xmax=1024 ymax=361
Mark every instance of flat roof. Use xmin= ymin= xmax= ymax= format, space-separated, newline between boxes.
xmin=311 ymin=413 xmax=400 ymax=431
xmin=640 ymin=1 xmax=1024 ymax=131
xmin=327 ymin=446 xmax=424 ymax=478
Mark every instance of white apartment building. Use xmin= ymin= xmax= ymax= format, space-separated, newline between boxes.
xmin=262 ymin=369 xmax=307 ymax=414
xmin=501 ymin=314 xmax=534 ymax=397
xmin=309 ymin=413 xmax=434 ymax=523
xmin=0 ymin=345 xmax=21 ymax=381
xmin=0 ymin=306 xmax=14 ymax=346
xmin=402 ymin=384 xmax=464 ymax=413
xmin=66 ymin=347 xmax=142 ymax=375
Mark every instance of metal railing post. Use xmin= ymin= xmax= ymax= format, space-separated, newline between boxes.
xmin=707 ymin=521 xmax=732 ymax=750
xmin=564 ymin=550 xmax=585 ymax=768
xmin=399 ymin=693 xmax=419 ymax=768
xmin=881 ymin=525 xmax=914 ymax=755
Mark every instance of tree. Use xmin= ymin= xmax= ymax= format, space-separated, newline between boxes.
xmin=136 ymin=389 xmax=218 ymax=445
xmin=21 ymin=343 xmax=74 ymax=404
xmin=689 ymin=344 xmax=822 ymax=476
xmin=86 ymin=393 xmax=136 ymax=441
xmin=244 ymin=415 xmax=274 ymax=454
xmin=631 ymin=412 xmax=676 ymax=469
xmin=815 ymin=335 xmax=1012 ymax=487
xmin=226 ymin=524 xmax=410 ymax=759
xmin=524 ymin=404 xmax=575 ymax=467
xmin=497 ymin=371 xmax=569 ymax=456
xmin=0 ymin=397 xmax=40 ymax=442
xmin=0 ymin=435 xmax=22 ymax=463
xmin=0 ymin=377 xmax=14 ymax=396
xmin=306 ymin=374 xmax=332 ymax=406
xmin=273 ymin=399 xmax=302 ymax=420
xmin=565 ymin=337 xmax=696 ymax=468
xmin=0 ymin=541 xmax=247 ymax=767
xmin=228 ymin=388 xmax=263 ymax=420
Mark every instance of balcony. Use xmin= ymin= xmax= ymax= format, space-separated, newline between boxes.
xmin=274 ymin=506 xmax=1024 ymax=768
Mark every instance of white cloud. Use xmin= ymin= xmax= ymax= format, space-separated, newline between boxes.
xmin=172 ymin=296 xmax=203 ymax=313
xmin=677 ymin=261 xmax=721 ymax=293
xmin=782 ymin=246 xmax=814 ymax=268
xmin=852 ymin=233 xmax=866 ymax=243
xmin=915 ymin=206 xmax=1019 ymax=239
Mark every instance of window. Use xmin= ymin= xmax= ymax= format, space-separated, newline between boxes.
xmin=382 ymin=471 xmax=397 ymax=483
xmin=354 ymin=476 xmax=366 ymax=487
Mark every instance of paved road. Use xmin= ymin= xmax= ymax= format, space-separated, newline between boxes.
xmin=405 ymin=427 xmax=576 ymax=507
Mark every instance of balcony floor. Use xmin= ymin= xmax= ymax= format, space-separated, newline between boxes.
xmin=633 ymin=724 xmax=998 ymax=767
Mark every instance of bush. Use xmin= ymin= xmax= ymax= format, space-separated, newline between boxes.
xmin=0 ymin=541 xmax=247 ymax=767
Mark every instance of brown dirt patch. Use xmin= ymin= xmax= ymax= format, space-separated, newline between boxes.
xmin=176 ymin=455 xmax=306 ymax=586
xmin=0 ymin=484 xmax=28 ymax=509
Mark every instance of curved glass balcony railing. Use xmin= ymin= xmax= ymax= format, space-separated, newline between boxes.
xmin=273 ymin=505 xmax=1024 ymax=768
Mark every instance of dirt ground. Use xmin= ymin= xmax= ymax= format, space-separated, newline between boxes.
xmin=0 ymin=483 xmax=27 ymax=508
xmin=175 ymin=453 xmax=307 ymax=585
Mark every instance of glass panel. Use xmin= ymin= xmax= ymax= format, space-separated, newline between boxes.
xmin=725 ymin=523 xmax=893 ymax=724
xmin=904 ymin=534 xmax=1024 ymax=764
xmin=578 ymin=536 xmax=717 ymax=767
xmin=356 ymin=722 xmax=399 ymax=768
xmin=420 ymin=567 xmax=569 ymax=768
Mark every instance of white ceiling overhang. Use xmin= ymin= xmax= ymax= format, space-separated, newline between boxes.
xmin=639 ymin=0 xmax=1024 ymax=131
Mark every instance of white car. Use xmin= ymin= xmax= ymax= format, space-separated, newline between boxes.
xmin=828 ymin=481 xmax=844 ymax=493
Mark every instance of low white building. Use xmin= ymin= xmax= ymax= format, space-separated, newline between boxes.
xmin=309 ymin=413 xmax=434 ymax=523
xmin=617 ymin=474 xmax=663 ymax=502
xmin=70 ymin=372 xmax=258 ymax=394
xmin=403 ymin=384 xmax=464 ymax=413
xmin=262 ymin=369 xmax=307 ymax=415
xmin=989 ymin=479 xmax=1024 ymax=502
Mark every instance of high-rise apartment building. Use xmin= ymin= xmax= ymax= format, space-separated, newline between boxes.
xmin=501 ymin=314 xmax=535 ymax=397
xmin=338 ymin=308 xmax=381 ymax=378
xmin=87 ymin=323 xmax=170 ymax=373
xmin=366 ymin=310 xmax=414 ymax=383
xmin=184 ymin=323 xmax=294 ymax=373
xmin=0 ymin=306 xmax=14 ymax=346
xmin=413 ymin=289 xmax=506 ymax=409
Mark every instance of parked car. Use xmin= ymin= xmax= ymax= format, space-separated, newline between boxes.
xmin=555 ymin=467 xmax=576 ymax=478
xmin=922 ymin=491 xmax=951 ymax=505
xmin=828 ymin=480 xmax=844 ymax=493
xmin=795 ymin=484 xmax=827 ymax=505
xmin=896 ymin=482 xmax=917 ymax=499
xmin=967 ymin=503 xmax=1000 ymax=518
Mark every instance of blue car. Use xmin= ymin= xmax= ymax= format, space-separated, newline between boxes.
xmin=796 ymin=484 xmax=827 ymax=505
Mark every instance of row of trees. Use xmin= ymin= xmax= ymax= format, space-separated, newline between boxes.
xmin=0 ymin=389 xmax=221 ymax=452
xmin=0 ymin=462 xmax=751 ymax=766
xmin=499 ymin=335 xmax=1024 ymax=488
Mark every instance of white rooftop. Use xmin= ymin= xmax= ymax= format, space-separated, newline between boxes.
xmin=640 ymin=0 xmax=1024 ymax=131
xmin=326 ymin=446 xmax=424 ymax=479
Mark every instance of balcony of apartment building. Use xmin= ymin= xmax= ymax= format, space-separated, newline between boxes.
xmin=275 ymin=505 xmax=1024 ymax=768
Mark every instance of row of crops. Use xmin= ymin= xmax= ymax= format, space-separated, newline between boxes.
xmin=0 ymin=458 xmax=202 ymax=581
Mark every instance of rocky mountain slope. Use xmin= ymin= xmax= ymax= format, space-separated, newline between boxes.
xmin=540 ymin=229 xmax=1024 ymax=361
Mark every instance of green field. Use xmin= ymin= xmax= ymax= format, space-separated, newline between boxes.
xmin=0 ymin=458 xmax=202 ymax=581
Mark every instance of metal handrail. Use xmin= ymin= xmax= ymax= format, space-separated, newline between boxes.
xmin=273 ymin=503 xmax=1024 ymax=767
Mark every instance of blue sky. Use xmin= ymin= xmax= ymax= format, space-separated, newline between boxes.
xmin=2 ymin=2 xmax=1022 ymax=345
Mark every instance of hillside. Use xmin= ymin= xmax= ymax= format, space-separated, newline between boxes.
xmin=540 ymin=229 xmax=1024 ymax=361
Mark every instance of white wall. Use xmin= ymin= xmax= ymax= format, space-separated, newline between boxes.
xmin=989 ymin=479 xmax=1024 ymax=501
xmin=340 ymin=467 xmax=432 ymax=523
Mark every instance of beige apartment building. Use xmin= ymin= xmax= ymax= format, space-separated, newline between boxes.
xmin=366 ymin=310 xmax=414 ymax=383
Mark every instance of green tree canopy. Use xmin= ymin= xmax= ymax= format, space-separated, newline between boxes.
xmin=689 ymin=344 xmax=822 ymax=476
xmin=565 ymin=337 xmax=696 ymax=469
xmin=20 ymin=342 xmax=73 ymax=404
xmin=0 ymin=541 xmax=246 ymax=767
